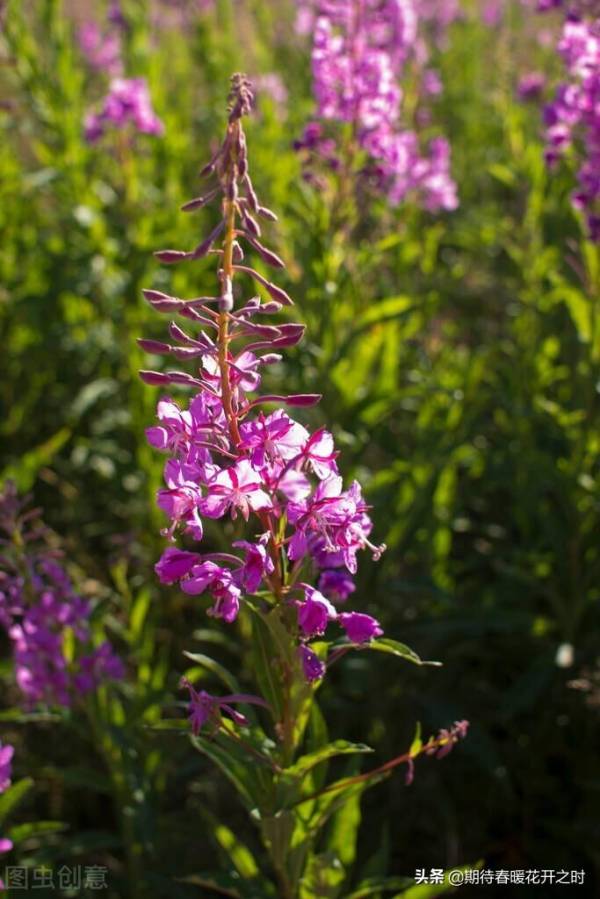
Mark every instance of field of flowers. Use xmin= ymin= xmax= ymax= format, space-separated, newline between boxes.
xmin=1 ymin=1 xmax=599 ymax=897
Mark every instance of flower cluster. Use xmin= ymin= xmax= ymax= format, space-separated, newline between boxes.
xmin=0 ymin=742 xmax=14 ymax=876
xmin=543 ymin=10 xmax=600 ymax=240
xmin=80 ymin=3 xmax=163 ymax=145
xmin=78 ymin=20 xmax=123 ymax=77
xmin=295 ymin=0 xmax=458 ymax=211
xmin=180 ymin=677 xmax=269 ymax=735
xmin=151 ymin=0 xmax=213 ymax=30
xmin=405 ymin=719 xmax=469 ymax=785
xmin=85 ymin=77 xmax=164 ymax=143
xmin=536 ymin=1 xmax=598 ymax=13
xmin=142 ymin=75 xmax=386 ymax=697
xmin=0 ymin=482 xmax=123 ymax=708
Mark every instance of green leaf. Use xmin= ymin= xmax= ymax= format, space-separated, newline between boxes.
xmin=213 ymin=822 xmax=260 ymax=879
xmin=183 ymin=652 xmax=241 ymax=693
xmin=8 ymin=820 xmax=67 ymax=843
xmin=0 ymin=777 xmax=34 ymax=824
xmin=129 ymin=588 xmax=152 ymax=643
xmin=325 ymin=778 xmax=362 ymax=871
xmin=409 ymin=723 xmax=423 ymax=757
xmin=249 ymin=611 xmax=285 ymax=721
xmin=354 ymin=639 xmax=440 ymax=667
xmin=299 ymin=851 xmax=346 ymax=899
xmin=0 ymin=427 xmax=71 ymax=491
xmin=191 ymin=732 xmax=274 ymax=812
xmin=285 ymin=741 xmax=374 ymax=782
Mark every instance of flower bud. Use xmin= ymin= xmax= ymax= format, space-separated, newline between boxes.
xmin=154 ymin=249 xmax=190 ymax=264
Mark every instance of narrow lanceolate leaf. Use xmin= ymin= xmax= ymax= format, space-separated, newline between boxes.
xmin=284 ymin=741 xmax=374 ymax=781
xmin=183 ymin=651 xmax=241 ymax=693
xmin=191 ymin=735 xmax=258 ymax=811
xmin=299 ymin=851 xmax=346 ymax=899
xmin=249 ymin=611 xmax=287 ymax=722
xmin=213 ymin=822 xmax=260 ymax=879
xmin=0 ymin=778 xmax=34 ymax=824
xmin=350 ymin=638 xmax=440 ymax=667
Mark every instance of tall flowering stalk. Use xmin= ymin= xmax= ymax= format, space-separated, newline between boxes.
xmin=295 ymin=0 xmax=458 ymax=212
xmin=0 ymin=741 xmax=14 ymax=876
xmin=79 ymin=3 xmax=163 ymax=145
xmin=542 ymin=7 xmax=600 ymax=241
xmin=141 ymin=75 xmax=466 ymax=895
xmin=0 ymin=482 xmax=123 ymax=708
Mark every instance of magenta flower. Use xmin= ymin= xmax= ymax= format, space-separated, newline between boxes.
xmin=180 ymin=561 xmax=242 ymax=622
xmin=318 ymin=568 xmax=356 ymax=602
xmin=292 ymin=426 xmax=338 ymax=480
xmin=155 ymin=547 xmax=201 ymax=584
xmin=298 ymin=0 xmax=458 ymax=211
xmin=157 ymin=460 xmax=204 ymax=539
xmin=299 ymin=644 xmax=326 ymax=683
xmin=85 ymin=77 xmax=164 ymax=144
xmin=142 ymin=76 xmax=387 ymax=684
xmin=200 ymin=459 xmax=272 ymax=521
xmin=0 ymin=739 xmax=14 ymax=874
xmin=517 ymin=71 xmax=546 ymax=101
xmin=233 ymin=536 xmax=275 ymax=592
xmin=78 ymin=21 xmax=122 ymax=76
xmin=0 ymin=483 xmax=123 ymax=709
xmin=297 ymin=585 xmax=337 ymax=638
xmin=181 ymin=678 xmax=269 ymax=735
xmin=339 ymin=611 xmax=383 ymax=643
xmin=0 ymin=742 xmax=14 ymax=793
xmin=239 ymin=410 xmax=309 ymax=469
xmin=542 ymin=9 xmax=600 ymax=240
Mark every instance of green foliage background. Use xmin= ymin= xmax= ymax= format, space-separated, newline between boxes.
xmin=1 ymin=0 xmax=599 ymax=896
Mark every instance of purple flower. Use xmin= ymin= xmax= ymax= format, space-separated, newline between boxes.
xmin=180 ymin=678 xmax=269 ymax=735
xmin=0 ymin=784 xmax=13 ymax=881
xmin=0 ymin=743 xmax=14 ymax=793
xmin=78 ymin=21 xmax=122 ymax=76
xmin=517 ymin=71 xmax=546 ymax=101
xmin=142 ymin=76 xmax=388 ymax=689
xmin=155 ymin=547 xmax=201 ymax=583
xmin=75 ymin=643 xmax=126 ymax=693
xmin=157 ymin=460 xmax=204 ymax=539
xmin=181 ymin=561 xmax=242 ymax=622
xmin=298 ymin=0 xmax=458 ymax=211
xmin=297 ymin=585 xmax=337 ymax=638
xmin=339 ymin=611 xmax=383 ymax=643
xmin=233 ymin=535 xmax=274 ymax=592
xmin=85 ymin=77 xmax=164 ymax=144
xmin=542 ymin=11 xmax=600 ymax=240
xmin=318 ymin=568 xmax=356 ymax=602
xmin=239 ymin=410 xmax=309 ymax=469
xmin=200 ymin=459 xmax=272 ymax=521
xmin=299 ymin=644 xmax=326 ymax=683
